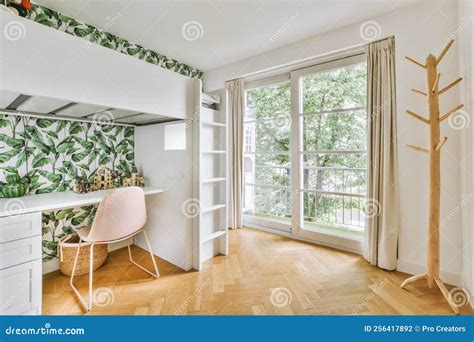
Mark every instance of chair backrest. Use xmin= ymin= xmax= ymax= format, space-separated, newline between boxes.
xmin=87 ymin=187 xmax=147 ymax=242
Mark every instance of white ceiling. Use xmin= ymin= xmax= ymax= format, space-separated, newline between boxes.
xmin=36 ymin=0 xmax=422 ymax=71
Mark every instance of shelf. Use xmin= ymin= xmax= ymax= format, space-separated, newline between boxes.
xmin=201 ymin=177 xmax=226 ymax=184
xmin=202 ymin=204 xmax=226 ymax=214
xmin=202 ymin=150 xmax=226 ymax=155
xmin=202 ymin=230 xmax=226 ymax=243
xmin=202 ymin=121 xmax=226 ymax=128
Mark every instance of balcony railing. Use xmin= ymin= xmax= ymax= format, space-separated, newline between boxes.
xmin=243 ymin=164 xmax=366 ymax=231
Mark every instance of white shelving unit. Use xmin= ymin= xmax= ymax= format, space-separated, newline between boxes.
xmin=192 ymin=79 xmax=228 ymax=270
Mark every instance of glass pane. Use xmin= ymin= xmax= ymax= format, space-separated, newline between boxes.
xmin=303 ymin=192 xmax=364 ymax=240
xmin=302 ymin=63 xmax=367 ymax=113
xmin=303 ymin=153 xmax=366 ymax=195
xmin=303 ymin=109 xmax=366 ymax=152
xmin=245 ymin=82 xmax=291 ymax=120
xmin=244 ymin=81 xmax=291 ymax=228
xmin=244 ymin=120 xmax=290 ymax=153
xmin=244 ymin=153 xmax=290 ymax=187
xmin=301 ymin=61 xmax=367 ymax=238
xmin=243 ymin=184 xmax=292 ymax=220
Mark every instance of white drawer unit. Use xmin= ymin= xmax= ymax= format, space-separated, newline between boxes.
xmin=0 ymin=260 xmax=42 ymax=315
xmin=0 ymin=212 xmax=42 ymax=315
xmin=0 ymin=236 xmax=42 ymax=270
xmin=0 ymin=212 xmax=41 ymax=243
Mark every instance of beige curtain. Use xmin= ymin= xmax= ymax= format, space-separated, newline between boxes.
xmin=225 ymin=79 xmax=245 ymax=229
xmin=364 ymin=37 xmax=400 ymax=270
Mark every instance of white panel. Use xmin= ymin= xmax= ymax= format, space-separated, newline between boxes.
xmin=164 ymin=123 xmax=186 ymax=150
xmin=134 ymin=123 xmax=194 ymax=270
xmin=0 ymin=235 xmax=41 ymax=270
xmin=0 ymin=213 xmax=41 ymax=243
xmin=0 ymin=260 xmax=41 ymax=315
xmin=16 ymin=95 xmax=70 ymax=113
xmin=0 ymin=89 xmax=20 ymax=108
xmin=56 ymin=103 xmax=108 ymax=117
xmin=0 ymin=11 xmax=188 ymax=119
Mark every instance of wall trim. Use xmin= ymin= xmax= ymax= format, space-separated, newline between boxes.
xmin=397 ymin=258 xmax=462 ymax=287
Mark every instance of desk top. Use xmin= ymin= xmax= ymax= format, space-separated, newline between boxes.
xmin=0 ymin=186 xmax=163 ymax=217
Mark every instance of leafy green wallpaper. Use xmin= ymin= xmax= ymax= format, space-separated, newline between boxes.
xmin=0 ymin=114 xmax=135 ymax=261
xmin=23 ymin=4 xmax=203 ymax=79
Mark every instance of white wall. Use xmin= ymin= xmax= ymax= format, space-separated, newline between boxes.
xmin=458 ymin=0 xmax=474 ymax=299
xmin=204 ymin=0 xmax=464 ymax=284
xmin=134 ymin=111 xmax=194 ymax=270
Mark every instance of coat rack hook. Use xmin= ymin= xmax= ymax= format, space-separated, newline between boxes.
xmin=436 ymin=39 xmax=454 ymax=66
xmin=405 ymin=56 xmax=426 ymax=69
xmin=439 ymin=77 xmax=463 ymax=95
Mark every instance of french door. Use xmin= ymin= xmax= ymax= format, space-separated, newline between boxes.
xmin=243 ymin=54 xmax=367 ymax=251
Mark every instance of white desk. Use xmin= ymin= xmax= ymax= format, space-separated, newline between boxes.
xmin=0 ymin=187 xmax=163 ymax=315
xmin=0 ymin=186 xmax=163 ymax=217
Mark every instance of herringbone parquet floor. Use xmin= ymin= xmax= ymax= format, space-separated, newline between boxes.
xmin=43 ymin=228 xmax=473 ymax=315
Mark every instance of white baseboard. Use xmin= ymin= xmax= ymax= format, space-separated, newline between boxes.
xmin=42 ymin=238 xmax=133 ymax=275
xmin=397 ymin=259 xmax=462 ymax=286
xmin=42 ymin=259 xmax=59 ymax=274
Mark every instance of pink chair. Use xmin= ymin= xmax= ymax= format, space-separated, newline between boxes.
xmin=70 ymin=186 xmax=159 ymax=311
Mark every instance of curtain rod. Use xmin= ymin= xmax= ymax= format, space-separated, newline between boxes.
xmin=227 ymin=35 xmax=395 ymax=83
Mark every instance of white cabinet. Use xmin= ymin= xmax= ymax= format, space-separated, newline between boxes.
xmin=0 ymin=212 xmax=42 ymax=315
xmin=0 ymin=260 xmax=42 ymax=315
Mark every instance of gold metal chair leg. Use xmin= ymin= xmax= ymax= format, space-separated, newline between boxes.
xmin=128 ymin=230 xmax=159 ymax=278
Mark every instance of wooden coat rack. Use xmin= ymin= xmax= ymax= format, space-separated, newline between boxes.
xmin=400 ymin=39 xmax=464 ymax=315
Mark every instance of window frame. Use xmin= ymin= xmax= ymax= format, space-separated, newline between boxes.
xmin=290 ymin=54 xmax=366 ymax=252
xmin=242 ymin=54 xmax=367 ymax=253
xmin=243 ymin=78 xmax=293 ymax=233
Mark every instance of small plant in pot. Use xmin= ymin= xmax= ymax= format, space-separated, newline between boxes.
xmin=0 ymin=170 xmax=30 ymax=198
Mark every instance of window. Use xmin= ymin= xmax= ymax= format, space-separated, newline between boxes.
xmin=243 ymin=54 xmax=367 ymax=246
xmin=299 ymin=59 xmax=367 ymax=241
xmin=243 ymin=81 xmax=292 ymax=230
